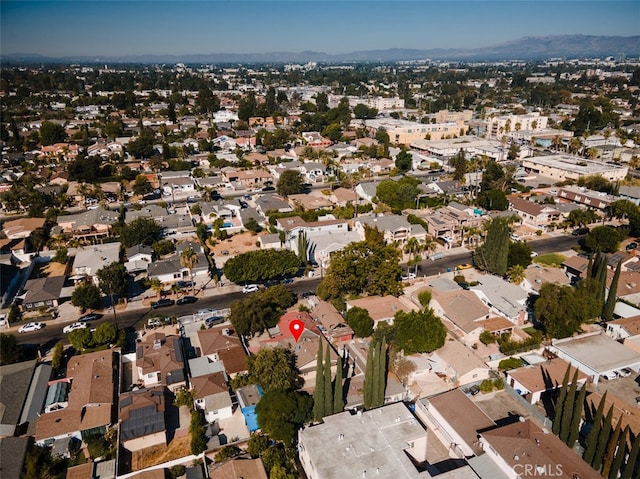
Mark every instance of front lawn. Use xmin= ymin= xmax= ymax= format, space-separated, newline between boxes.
xmin=533 ymin=253 xmax=567 ymax=267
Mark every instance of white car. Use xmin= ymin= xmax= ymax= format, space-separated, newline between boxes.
xmin=18 ymin=322 xmax=44 ymax=333
xmin=510 ymin=233 xmax=521 ymax=241
xmin=401 ymin=273 xmax=417 ymax=280
xmin=242 ymin=284 xmax=260 ymax=294
xmin=63 ymin=322 xmax=88 ymax=334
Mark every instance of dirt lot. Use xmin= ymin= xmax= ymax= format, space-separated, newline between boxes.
xmin=131 ymin=434 xmax=191 ymax=471
xmin=208 ymin=231 xmax=268 ymax=263
xmin=472 ymin=390 xmax=534 ymax=423
xmin=30 ymin=260 xmax=67 ymax=279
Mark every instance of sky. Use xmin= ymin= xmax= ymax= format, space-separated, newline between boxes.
xmin=1 ymin=1 xmax=639 ymax=58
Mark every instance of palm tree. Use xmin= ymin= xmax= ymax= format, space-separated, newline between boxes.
xmin=404 ymin=237 xmax=425 ymax=275
xmin=149 ymin=277 xmax=163 ymax=299
xmin=180 ymin=247 xmax=198 ymax=295
xmin=77 ymin=182 xmax=90 ymax=206
xmin=507 ymin=265 xmax=526 ymax=285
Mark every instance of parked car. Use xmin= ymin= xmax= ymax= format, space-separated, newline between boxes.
xmin=242 ymin=284 xmax=260 ymax=294
xmin=616 ymin=368 xmax=632 ymax=378
xmin=151 ymin=298 xmax=175 ymax=309
xmin=429 ymin=252 xmax=446 ymax=261
xmin=601 ymin=371 xmax=618 ymax=380
xmin=572 ymin=227 xmax=590 ymax=236
xmin=456 ymin=263 xmax=473 ymax=270
xmin=626 ymin=242 xmax=638 ymax=251
xmin=281 ymin=278 xmax=294 ymax=285
xmin=176 ymin=281 xmax=194 ymax=289
xmin=510 ymin=233 xmax=521 ymax=242
xmin=63 ymin=322 xmax=88 ymax=334
xmin=18 ymin=322 xmax=44 ymax=333
xmin=148 ymin=316 xmax=172 ymax=327
xmin=78 ymin=313 xmax=102 ymax=322
xmin=177 ymin=296 xmax=198 ymax=305
xmin=401 ymin=272 xmax=416 ymax=280
xmin=205 ymin=316 xmax=225 ymax=327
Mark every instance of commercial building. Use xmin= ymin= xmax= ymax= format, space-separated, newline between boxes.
xmin=522 ymin=154 xmax=628 ymax=182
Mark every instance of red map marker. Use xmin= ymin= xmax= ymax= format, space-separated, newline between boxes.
xmin=289 ymin=319 xmax=305 ymax=342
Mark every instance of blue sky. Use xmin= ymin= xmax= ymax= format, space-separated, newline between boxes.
xmin=1 ymin=1 xmax=639 ymax=57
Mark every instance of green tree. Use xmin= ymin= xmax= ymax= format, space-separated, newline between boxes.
xmin=317 ymin=240 xmax=402 ymax=299
xmin=297 ymin=231 xmax=308 ymax=263
xmin=395 ymin=150 xmax=412 ymax=172
xmin=127 ymin=128 xmax=156 ymax=158
xmin=119 ymin=217 xmax=163 ymax=247
xmin=602 ymin=418 xmax=623 ymax=477
xmin=363 ymin=338 xmax=376 ymax=410
xmin=0 ymin=334 xmax=22 ymax=365
xmin=96 ymin=262 xmax=128 ymax=330
xmin=621 ymin=431 xmax=640 ymax=479
xmin=174 ymin=388 xmax=195 ymax=409
xmin=474 ymin=217 xmax=510 ymax=276
xmin=313 ymin=341 xmax=325 ymax=421
xmin=68 ymin=328 xmax=93 ymax=350
xmin=506 ymin=264 xmax=526 ymax=284
xmin=507 ymin=240 xmax=533 ymax=269
xmin=223 ymin=249 xmax=301 ymax=284
xmin=345 ymin=306 xmax=374 ymax=338
xmin=584 ymin=391 xmax=607 ymax=465
xmin=246 ymin=347 xmax=301 ymax=392
xmin=603 ymin=261 xmax=621 ymax=321
xmin=552 ymin=365 xmax=571 ymax=436
xmin=276 ymin=170 xmax=305 ymax=197
xmin=568 ymin=208 xmax=598 ymax=227
xmin=477 ymin=188 xmax=509 ymax=211
xmin=93 ymin=322 xmax=117 ymax=345
xmin=132 ymin=174 xmax=153 ymax=196
xmin=593 ymin=406 xmax=614 ymax=472
xmin=333 ymin=354 xmax=343 ymax=414
xmin=375 ymin=177 xmax=421 ymax=211
xmin=246 ymin=432 xmax=270 ymax=458
xmin=51 ymin=341 xmax=64 ymax=370
xmin=255 ymin=389 xmax=313 ymax=444
xmin=393 ymin=309 xmax=446 ymax=355
xmin=585 ymin=225 xmax=622 ymax=253
xmin=608 ymin=426 xmax=628 ymax=479
xmin=71 ymin=282 xmax=103 ymax=312
xmin=566 ymin=382 xmax=586 ymax=447
xmin=180 ymin=247 xmax=198 ymax=295
xmin=229 ymin=285 xmax=296 ymax=337
xmin=190 ymin=409 xmax=207 ymax=455
xmin=450 ymin=149 xmax=468 ymax=181
xmin=323 ymin=344 xmax=333 ymax=416
xmin=39 ymin=120 xmax=66 ymax=145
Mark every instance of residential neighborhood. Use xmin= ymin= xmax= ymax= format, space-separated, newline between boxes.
xmin=1 ymin=49 xmax=640 ymax=479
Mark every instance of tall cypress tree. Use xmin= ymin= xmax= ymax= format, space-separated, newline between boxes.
xmin=333 ymin=354 xmax=343 ymax=414
xmin=602 ymin=417 xmax=623 ymax=478
xmin=324 ymin=343 xmax=333 ymax=416
xmin=593 ymin=406 xmax=614 ymax=472
xmin=313 ymin=341 xmax=325 ymax=421
xmin=567 ymin=383 xmax=586 ymax=447
xmin=375 ymin=338 xmax=387 ymax=408
xmin=621 ymin=431 xmax=640 ymax=479
xmin=363 ymin=340 xmax=375 ymax=410
xmin=552 ymin=365 xmax=571 ymax=436
xmin=560 ymin=369 xmax=580 ymax=443
xmin=370 ymin=339 xmax=380 ymax=409
xmin=603 ymin=261 xmax=621 ymax=321
xmin=608 ymin=426 xmax=629 ymax=479
xmin=584 ymin=391 xmax=608 ymax=465
xmin=596 ymin=256 xmax=608 ymax=306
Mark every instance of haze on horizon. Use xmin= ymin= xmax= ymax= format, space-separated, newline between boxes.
xmin=1 ymin=0 xmax=639 ymax=58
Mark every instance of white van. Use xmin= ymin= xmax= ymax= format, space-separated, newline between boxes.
xmin=430 ymin=252 xmax=445 ymax=261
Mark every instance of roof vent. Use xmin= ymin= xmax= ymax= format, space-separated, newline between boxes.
xmin=153 ymin=339 xmax=162 ymax=349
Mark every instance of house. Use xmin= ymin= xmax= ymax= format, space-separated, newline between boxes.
xmin=305 ymin=229 xmax=362 ymax=268
xmin=136 ymin=333 xmax=186 ymax=392
xmin=354 ymin=181 xmax=381 ymax=203
xmin=299 ymin=162 xmax=326 ymax=183
xmin=354 ymin=215 xmax=427 ymax=245
xmin=416 ymin=388 xmax=496 ymax=458
xmin=470 ymin=275 xmax=528 ymax=325
xmin=255 ymin=195 xmax=294 ymax=217
xmin=72 ymin=243 xmax=121 ymax=285
xmin=0 ymin=360 xmax=38 ymax=437
xmin=479 ymin=419 xmax=600 ymax=479
xmin=198 ymin=326 xmax=248 ymax=377
xmin=298 ymin=401 xmax=478 ymax=479
xmin=209 ymin=457 xmax=268 ymax=479
xmin=0 ymin=437 xmax=30 ymax=479
xmin=224 ymin=169 xmax=273 ymax=190
xmin=54 ymin=208 xmax=119 ymax=241
xmin=346 ymin=295 xmax=415 ymax=328
xmin=561 ymin=255 xmax=589 ymax=281
xmin=586 ymin=391 xmax=640 ymax=442
xmin=124 ymin=245 xmax=154 ymax=273
xmin=507 ymin=195 xmax=561 ymax=226
xmin=258 ymin=233 xmax=283 ymax=250
xmin=505 ymin=358 xmax=588 ymax=405
xmin=0 ymin=237 xmax=32 ymax=264
xmin=522 ymin=264 xmax=571 ymax=294
xmin=2 ymin=217 xmax=46 ymax=239
xmin=275 ymin=216 xmax=348 ymax=238
xmin=311 ymin=300 xmax=354 ymax=343
xmin=147 ymin=250 xmax=208 ymax=284
xmin=428 ymin=286 xmax=490 ymax=346
xmin=429 ymin=337 xmax=490 ymax=386
xmin=191 ymin=372 xmax=233 ymax=424
xmin=119 ymin=386 xmax=166 ymax=452
xmin=329 ymin=187 xmax=358 ymax=207
xmin=606 ymin=315 xmax=640 ymax=340
xmin=287 ymin=193 xmax=334 ymax=211
xmin=21 ymin=276 xmax=65 ymax=311
xmin=35 ymin=351 xmax=116 ymax=449
xmin=550 ymin=331 xmax=640 ymax=384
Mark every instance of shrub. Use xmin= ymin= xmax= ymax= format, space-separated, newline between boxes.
xmin=169 ymin=465 xmax=186 ymax=479
xmin=494 ymin=377 xmax=505 ymax=390
xmin=417 ymin=289 xmax=432 ymax=307
xmin=453 ymin=275 xmax=466 ymax=284
xmin=214 ymin=445 xmax=241 ymax=463
xmin=479 ymin=331 xmax=497 ymax=345
xmin=479 ymin=379 xmax=494 ymax=393
xmin=498 ymin=357 xmax=524 ymax=371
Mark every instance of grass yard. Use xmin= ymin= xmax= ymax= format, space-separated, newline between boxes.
xmin=131 ymin=434 xmax=191 ymax=471
xmin=533 ymin=253 xmax=567 ymax=267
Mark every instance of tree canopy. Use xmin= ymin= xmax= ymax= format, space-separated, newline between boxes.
xmin=584 ymin=225 xmax=624 ymax=253
xmin=246 ymin=347 xmax=302 ymax=393
xmin=317 ymin=238 xmax=402 ymax=299
xmin=119 ymin=217 xmax=163 ymax=247
xmin=0 ymin=334 xmax=22 ymax=365
xmin=71 ymin=282 xmax=103 ymax=311
xmin=276 ymin=170 xmax=305 ymax=197
xmin=255 ymin=389 xmax=312 ymax=444
xmin=223 ymin=249 xmax=301 ymax=284
xmin=375 ymin=176 xmax=421 ymax=212
xmin=393 ymin=308 xmax=447 ymax=355
xmin=474 ymin=217 xmax=511 ymax=276
xmin=228 ymin=285 xmax=297 ymax=337
xmin=345 ymin=306 xmax=374 ymax=338
xmin=39 ymin=121 xmax=66 ymax=145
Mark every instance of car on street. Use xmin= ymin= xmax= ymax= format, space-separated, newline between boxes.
xmin=510 ymin=233 xmax=521 ymax=241
xmin=572 ymin=227 xmax=590 ymax=236
xmin=530 ymin=251 xmax=538 ymax=257
xmin=281 ymin=278 xmax=294 ymax=285
xmin=401 ymin=272 xmax=416 ymax=280
xmin=177 ymin=296 xmax=198 ymax=305
xmin=242 ymin=284 xmax=260 ymax=294
xmin=78 ymin=313 xmax=102 ymax=322
xmin=176 ymin=281 xmax=194 ymax=289
xmin=626 ymin=242 xmax=638 ymax=251
xmin=148 ymin=316 xmax=173 ymax=327
xmin=457 ymin=263 xmax=473 ymax=270
xmin=63 ymin=322 xmax=88 ymax=334
xmin=18 ymin=322 xmax=44 ymax=333
xmin=151 ymin=298 xmax=175 ymax=309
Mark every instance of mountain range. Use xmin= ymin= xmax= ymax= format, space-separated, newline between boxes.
xmin=3 ymin=35 xmax=639 ymax=64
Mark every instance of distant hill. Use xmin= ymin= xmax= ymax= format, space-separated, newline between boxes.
xmin=3 ymin=35 xmax=639 ymax=64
